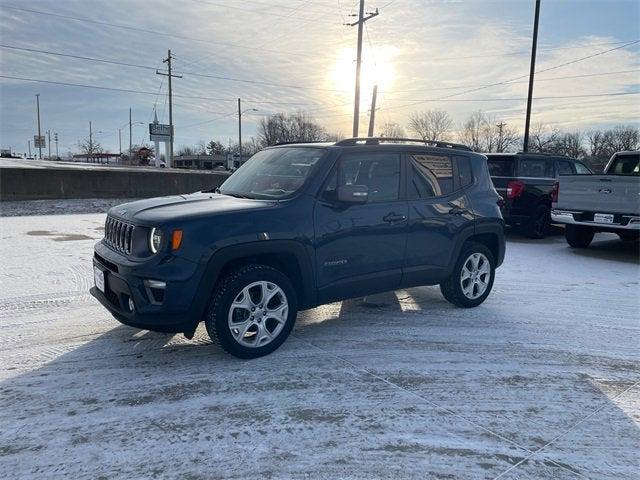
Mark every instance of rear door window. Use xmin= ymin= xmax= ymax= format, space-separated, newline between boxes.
xmin=607 ymin=154 xmax=640 ymax=175
xmin=518 ymin=158 xmax=552 ymax=178
xmin=486 ymin=156 xmax=515 ymax=177
xmin=557 ymin=160 xmax=574 ymax=175
xmin=574 ymin=162 xmax=591 ymax=174
xmin=409 ymin=154 xmax=454 ymax=198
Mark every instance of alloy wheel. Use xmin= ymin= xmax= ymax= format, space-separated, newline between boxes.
xmin=460 ymin=252 xmax=491 ymax=300
xmin=227 ymin=281 xmax=288 ymax=348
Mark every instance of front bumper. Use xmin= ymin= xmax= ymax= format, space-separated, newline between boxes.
xmin=551 ymin=209 xmax=640 ymax=231
xmin=90 ymin=241 xmax=207 ymax=333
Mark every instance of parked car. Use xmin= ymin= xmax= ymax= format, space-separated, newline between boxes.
xmin=91 ymin=137 xmax=505 ymax=358
xmin=552 ymin=151 xmax=640 ymax=248
xmin=485 ymin=152 xmax=591 ymax=238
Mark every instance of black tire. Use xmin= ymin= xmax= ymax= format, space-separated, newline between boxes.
xmin=618 ymin=232 xmax=639 ymax=242
xmin=526 ymin=204 xmax=550 ymax=239
xmin=439 ymin=242 xmax=496 ymax=308
xmin=205 ymin=264 xmax=298 ymax=359
xmin=565 ymin=225 xmax=594 ymax=248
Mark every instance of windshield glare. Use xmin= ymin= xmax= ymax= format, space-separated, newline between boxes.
xmin=219 ymin=147 xmax=325 ymax=199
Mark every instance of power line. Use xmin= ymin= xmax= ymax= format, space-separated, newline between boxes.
xmin=381 ymin=69 xmax=640 ymax=95
xmin=0 ymin=74 xmax=333 ymax=106
xmin=189 ymin=0 xmax=338 ymax=24
xmin=379 ymin=39 xmax=640 ymax=113
xmin=0 ymin=44 xmax=350 ymax=93
xmin=0 ymin=4 xmax=324 ymax=59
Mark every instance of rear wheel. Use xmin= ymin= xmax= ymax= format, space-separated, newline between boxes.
xmin=526 ymin=204 xmax=550 ymax=239
xmin=618 ymin=232 xmax=639 ymax=242
xmin=440 ymin=242 xmax=495 ymax=308
xmin=565 ymin=225 xmax=594 ymax=248
xmin=205 ymin=264 xmax=298 ymax=359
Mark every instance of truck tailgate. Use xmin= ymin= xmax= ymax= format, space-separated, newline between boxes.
xmin=556 ymin=175 xmax=640 ymax=214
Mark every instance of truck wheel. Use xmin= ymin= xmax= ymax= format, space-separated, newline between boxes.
xmin=618 ymin=232 xmax=639 ymax=242
xmin=205 ymin=264 xmax=298 ymax=359
xmin=526 ymin=205 xmax=550 ymax=239
xmin=440 ymin=242 xmax=495 ymax=308
xmin=565 ymin=225 xmax=594 ymax=248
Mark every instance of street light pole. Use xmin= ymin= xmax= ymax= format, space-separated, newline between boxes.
xmin=237 ymin=99 xmax=258 ymax=167
xmin=238 ymin=98 xmax=242 ymax=163
xmin=35 ymin=93 xmax=42 ymax=159
xmin=47 ymin=129 xmax=51 ymax=159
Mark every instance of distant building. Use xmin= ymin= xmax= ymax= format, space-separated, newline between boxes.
xmin=174 ymin=154 xmax=227 ymax=170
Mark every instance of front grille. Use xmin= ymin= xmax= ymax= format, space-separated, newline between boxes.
xmin=104 ymin=216 xmax=134 ymax=254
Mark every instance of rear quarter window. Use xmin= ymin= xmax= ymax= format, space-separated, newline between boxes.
xmin=608 ymin=154 xmax=640 ymax=175
xmin=518 ymin=158 xmax=552 ymax=178
xmin=486 ymin=156 xmax=515 ymax=177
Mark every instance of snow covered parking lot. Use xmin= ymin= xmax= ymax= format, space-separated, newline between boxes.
xmin=0 ymin=211 xmax=638 ymax=479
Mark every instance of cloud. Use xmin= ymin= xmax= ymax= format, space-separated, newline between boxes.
xmin=1 ymin=0 xmax=638 ymax=153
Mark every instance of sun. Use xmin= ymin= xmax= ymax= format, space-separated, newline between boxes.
xmin=330 ymin=46 xmax=397 ymax=99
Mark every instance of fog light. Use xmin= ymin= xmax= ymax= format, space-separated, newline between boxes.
xmin=128 ymin=298 xmax=135 ymax=312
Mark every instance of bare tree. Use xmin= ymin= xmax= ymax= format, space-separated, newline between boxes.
xmin=408 ymin=110 xmax=453 ymax=141
xmin=378 ymin=121 xmax=405 ymax=138
xmin=77 ymin=137 xmax=103 ymax=156
xmin=457 ymin=111 xmax=519 ymax=152
xmin=586 ymin=125 xmax=639 ymax=171
xmin=528 ymin=123 xmax=561 ymax=153
xmin=257 ymin=111 xmax=328 ymax=147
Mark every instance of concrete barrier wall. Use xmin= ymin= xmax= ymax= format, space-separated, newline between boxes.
xmin=0 ymin=167 xmax=230 ymax=201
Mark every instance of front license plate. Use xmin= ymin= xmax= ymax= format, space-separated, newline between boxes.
xmin=594 ymin=213 xmax=614 ymax=224
xmin=94 ymin=266 xmax=105 ymax=292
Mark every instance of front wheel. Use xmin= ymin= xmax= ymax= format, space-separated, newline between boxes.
xmin=440 ymin=242 xmax=496 ymax=308
xmin=565 ymin=225 xmax=594 ymax=248
xmin=205 ymin=264 xmax=298 ymax=359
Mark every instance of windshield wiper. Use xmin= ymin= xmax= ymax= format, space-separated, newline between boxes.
xmin=220 ymin=190 xmax=252 ymax=199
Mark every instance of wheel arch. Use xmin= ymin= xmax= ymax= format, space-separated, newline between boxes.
xmin=194 ymin=241 xmax=316 ymax=321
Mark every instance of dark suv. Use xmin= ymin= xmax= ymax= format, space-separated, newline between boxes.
xmin=485 ymin=152 xmax=591 ymax=238
xmin=91 ymin=138 xmax=505 ymax=358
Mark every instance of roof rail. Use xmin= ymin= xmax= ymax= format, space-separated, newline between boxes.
xmin=334 ymin=137 xmax=472 ymax=151
xmin=513 ymin=151 xmax=572 ymax=158
xmin=272 ymin=140 xmax=330 ymax=146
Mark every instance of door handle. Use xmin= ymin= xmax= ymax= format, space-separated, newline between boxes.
xmin=449 ymin=206 xmax=470 ymax=216
xmin=383 ymin=212 xmax=407 ymax=223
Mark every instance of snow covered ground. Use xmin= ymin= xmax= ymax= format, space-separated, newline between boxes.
xmin=0 ymin=211 xmax=638 ymax=479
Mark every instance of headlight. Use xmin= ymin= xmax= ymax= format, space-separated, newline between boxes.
xmin=149 ymin=228 xmax=163 ymax=253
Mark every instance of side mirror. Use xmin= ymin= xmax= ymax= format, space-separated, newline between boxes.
xmin=337 ymin=185 xmax=369 ymax=204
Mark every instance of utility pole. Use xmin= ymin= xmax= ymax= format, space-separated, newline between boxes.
xmin=238 ymin=98 xmax=242 ymax=164
xmin=47 ymin=129 xmax=51 ymax=159
xmin=367 ymin=84 xmax=378 ymax=137
xmin=35 ymin=93 xmax=42 ymax=159
xmin=54 ymin=132 xmax=59 ymax=158
xmin=523 ymin=0 xmax=541 ymax=152
xmin=28 ymin=140 xmax=31 ymax=158
xmin=129 ymin=108 xmax=132 ymax=158
xmin=156 ymin=50 xmax=182 ymax=167
xmin=496 ymin=122 xmax=506 ymax=152
xmin=89 ymin=121 xmax=93 ymax=162
xmin=118 ymin=128 xmax=122 ymax=155
xmin=347 ymin=0 xmax=379 ymax=138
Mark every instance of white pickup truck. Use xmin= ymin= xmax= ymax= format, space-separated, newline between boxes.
xmin=552 ymin=151 xmax=639 ymax=248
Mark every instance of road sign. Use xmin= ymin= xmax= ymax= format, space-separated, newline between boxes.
xmin=34 ymin=135 xmax=46 ymax=148
xmin=150 ymin=123 xmax=172 ymax=142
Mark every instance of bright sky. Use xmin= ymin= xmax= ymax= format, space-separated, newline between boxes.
xmin=0 ymin=0 xmax=639 ymax=155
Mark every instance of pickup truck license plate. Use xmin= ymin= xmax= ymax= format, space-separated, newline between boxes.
xmin=594 ymin=213 xmax=614 ymax=224
xmin=94 ymin=266 xmax=105 ymax=292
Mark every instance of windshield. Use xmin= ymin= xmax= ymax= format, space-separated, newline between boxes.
xmin=219 ymin=147 xmax=326 ymax=199
xmin=607 ymin=153 xmax=639 ymax=175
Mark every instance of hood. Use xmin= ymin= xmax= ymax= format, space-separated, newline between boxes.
xmin=109 ymin=192 xmax=273 ymax=225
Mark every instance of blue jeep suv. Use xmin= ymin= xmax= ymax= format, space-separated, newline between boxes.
xmin=90 ymin=138 xmax=505 ymax=358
